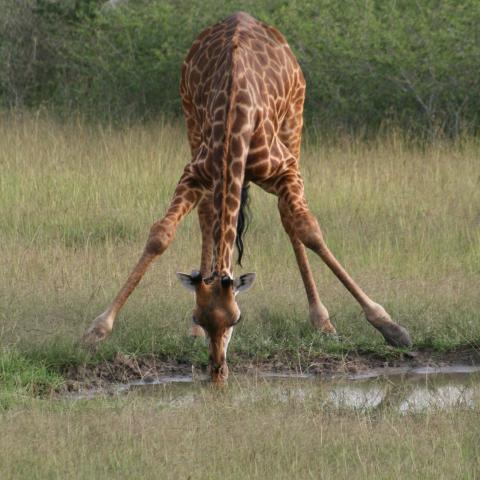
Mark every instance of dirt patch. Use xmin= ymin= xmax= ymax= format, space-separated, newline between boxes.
xmin=61 ymin=347 xmax=480 ymax=392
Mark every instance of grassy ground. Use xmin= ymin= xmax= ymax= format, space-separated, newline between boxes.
xmin=0 ymin=113 xmax=479 ymax=387
xmin=1 ymin=113 xmax=479 ymax=479
xmin=1 ymin=377 xmax=480 ymax=479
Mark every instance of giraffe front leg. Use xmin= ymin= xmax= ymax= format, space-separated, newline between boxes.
xmin=82 ymin=173 xmax=202 ymax=345
xmin=188 ymin=196 xmax=215 ymax=339
xmin=276 ymin=172 xmax=412 ymax=348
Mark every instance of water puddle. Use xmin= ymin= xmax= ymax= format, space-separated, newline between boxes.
xmin=329 ymin=374 xmax=477 ymax=413
xmin=66 ymin=364 xmax=480 ymax=413
xmin=344 ymin=364 xmax=480 ymax=380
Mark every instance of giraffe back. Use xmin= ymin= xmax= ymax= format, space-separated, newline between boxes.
xmin=181 ymin=12 xmax=306 ymax=184
xmin=181 ymin=12 xmax=306 ymax=273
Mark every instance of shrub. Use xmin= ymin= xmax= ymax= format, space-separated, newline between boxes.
xmin=1 ymin=0 xmax=479 ymax=135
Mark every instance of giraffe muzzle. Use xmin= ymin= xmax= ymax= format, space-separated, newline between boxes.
xmin=210 ymin=361 xmax=229 ymax=383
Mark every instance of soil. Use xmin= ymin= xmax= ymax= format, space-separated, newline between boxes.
xmin=61 ymin=347 xmax=480 ymax=393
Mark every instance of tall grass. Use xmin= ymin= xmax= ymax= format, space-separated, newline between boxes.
xmin=0 ymin=114 xmax=479 ymax=366
xmin=0 ymin=379 xmax=479 ymax=479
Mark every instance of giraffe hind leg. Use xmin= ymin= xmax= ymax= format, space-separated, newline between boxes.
xmin=279 ymin=206 xmax=336 ymax=333
xmin=275 ymin=170 xmax=412 ymax=348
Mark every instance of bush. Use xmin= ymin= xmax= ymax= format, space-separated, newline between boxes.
xmin=1 ymin=0 xmax=479 ymax=135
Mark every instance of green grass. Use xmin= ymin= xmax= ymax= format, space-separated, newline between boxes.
xmin=0 ymin=113 xmax=479 ymax=392
xmin=0 ymin=349 xmax=63 ymax=410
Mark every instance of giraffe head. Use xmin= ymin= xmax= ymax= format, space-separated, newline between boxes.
xmin=177 ymin=271 xmax=256 ymax=383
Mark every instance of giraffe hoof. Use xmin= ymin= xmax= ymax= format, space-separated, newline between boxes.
xmin=81 ymin=315 xmax=112 ymax=346
xmin=81 ymin=325 xmax=110 ymax=346
xmin=365 ymin=304 xmax=412 ymax=348
xmin=320 ymin=323 xmax=337 ymax=335
xmin=82 ymin=311 xmax=114 ymax=346
xmin=311 ymin=318 xmax=337 ymax=334
xmin=376 ymin=323 xmax=412 ymax=348
xmin=309 ymin=307 xmax=336 ymax=334
xmin=189 ymin=325 xmax=206 ymax=338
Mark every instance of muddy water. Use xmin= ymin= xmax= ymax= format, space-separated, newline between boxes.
xmin=66 ymin=365 xmax=480 ymax=413
xmin=328 ymin=369 xmax=479 ymax=413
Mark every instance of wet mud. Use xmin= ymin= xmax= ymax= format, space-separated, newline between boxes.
xmin=64 ymin=360 xmax=480 ymax=414
xmin=62 ymin=347 xmax=480 ymax=394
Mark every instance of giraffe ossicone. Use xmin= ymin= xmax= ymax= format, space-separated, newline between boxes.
xmin=83 ymin=12 xmax=412 ymax=383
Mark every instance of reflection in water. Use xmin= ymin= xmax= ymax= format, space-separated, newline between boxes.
xmin=328 ymin=377 xmax=477 ymax=413
xmin=66 ymin=365 xmax=480 ymax=413
xmin=398 ymin=385 xmax=475 ymax=413
xmin=329 ymin=385 xmax=385 ymax=409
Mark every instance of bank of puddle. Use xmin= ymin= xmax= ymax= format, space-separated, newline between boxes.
xmin=66 ymin=364 xmax=480 ymax=413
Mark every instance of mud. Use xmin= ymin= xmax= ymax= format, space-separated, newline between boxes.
xmin=63 ymin=361 xmax=480 ymax=414
xmin=61 ymin=347 xmax=480 ymax=393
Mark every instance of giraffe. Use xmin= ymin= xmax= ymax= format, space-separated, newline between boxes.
xmin=83 ymin=12 xmax=412 ymax=383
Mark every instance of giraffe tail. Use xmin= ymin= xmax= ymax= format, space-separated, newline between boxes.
xmin=235 ymin=184 xmax=251 ymax=266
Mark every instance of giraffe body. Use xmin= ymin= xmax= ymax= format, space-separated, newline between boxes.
xmin=84 ymin=13 xmax=411 ymax=383
xmin=180 ymin=12 xmax=306 ymax=275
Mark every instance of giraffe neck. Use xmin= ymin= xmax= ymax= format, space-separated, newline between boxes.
xmin=185 ymin=14 xmax=258 ymax=277
xmin=212 ymin=31 xmax=242 ymax=277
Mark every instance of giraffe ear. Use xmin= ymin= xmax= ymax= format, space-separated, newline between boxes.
xmin=234 ymin=273 xmax=256 ymax=294
xmin=176 ymin=272 xmax=201 ymax=292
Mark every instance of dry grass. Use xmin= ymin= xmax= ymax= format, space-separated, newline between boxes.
xmin=0 ymin=113 xmax=479 ymax=357
xmin=1 ymin=378 xmax=479 ymax=479
xmin=1 ymin=113 xmax=479 ymax=479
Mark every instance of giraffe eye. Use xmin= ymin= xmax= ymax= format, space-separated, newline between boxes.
xmin=192 ymin=315 xmax=199 ymax=325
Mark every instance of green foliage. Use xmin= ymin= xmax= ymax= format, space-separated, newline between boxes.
xmin=1 ymin=0 xmax=479 ymax=134
xmin=0 ymin=349 xmax=63 ymax=408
